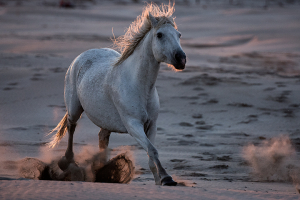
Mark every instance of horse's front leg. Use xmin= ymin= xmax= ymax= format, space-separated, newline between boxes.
xmin=98 ymin=128 xmax=111 ymax=150
xmin=125 ymin=119 xmax=177 ymax=186
xmin=97 ymin=128 xmax=111 ymax=164
xmin=145 ymin=121 xmax=160 ymax=185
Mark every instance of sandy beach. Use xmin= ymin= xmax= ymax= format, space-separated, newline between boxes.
xmin=0 ymin=0 xmax=300 ymax=199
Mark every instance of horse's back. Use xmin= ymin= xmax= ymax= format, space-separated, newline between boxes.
xmin=73 ymin=48 xmax=119 ymax=86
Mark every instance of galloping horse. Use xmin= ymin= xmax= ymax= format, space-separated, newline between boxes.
xmin=48 ymin=3 xmax=186 ymax=186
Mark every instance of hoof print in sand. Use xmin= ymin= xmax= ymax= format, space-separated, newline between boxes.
xmin=227 ymin=102 xmax=253 ymax=108
xmin=196 ymin=125 xmax=213 ymax=130
xmin=179 ymin=122 xmax=194 ymax=127
xmin=209 ymin=164 xmax=229 ymax=170
xmin=192 ymin=114 xmax=203 ymax=119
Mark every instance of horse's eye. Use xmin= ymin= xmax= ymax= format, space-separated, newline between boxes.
xmin=157 ymin=32 xmax=163 ymax=39
xmin=179 ymin=33 xmax=182 ymax=38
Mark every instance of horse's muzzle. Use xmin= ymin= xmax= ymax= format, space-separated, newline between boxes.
xmin=174 ymin=51 xmax=186 ymax=70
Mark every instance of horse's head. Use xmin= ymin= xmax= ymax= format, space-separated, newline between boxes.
xmin=149 ymin=14 xmax=186 ymax=70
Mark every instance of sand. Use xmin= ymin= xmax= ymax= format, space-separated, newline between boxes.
xmin=0 ymin=0 xmax=300 ymax=199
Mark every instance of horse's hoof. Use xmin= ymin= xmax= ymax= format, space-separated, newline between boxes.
xmin=58 ymin=163 xmax=84 ymax=181
xmin=161 ymin=176 xmax=177 ymax=186
xmin=58 ymin=156 xmax=73 ymax=171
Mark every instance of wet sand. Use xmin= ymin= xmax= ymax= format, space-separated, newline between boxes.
xmin=0 ymin=0 xmax=300 ymax=199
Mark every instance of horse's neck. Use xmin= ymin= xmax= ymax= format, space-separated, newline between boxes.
xmin=124 ymin=31 xmax=160 ymax=94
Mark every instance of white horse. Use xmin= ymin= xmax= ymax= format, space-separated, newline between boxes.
xmin=48 ymin=3 xmax=186 ymax=186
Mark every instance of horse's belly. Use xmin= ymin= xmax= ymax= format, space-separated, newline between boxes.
xmin=84 ymin=101 xmax=127 ymax=133
xmin=78 ymin=77 xmax=127 ymax=133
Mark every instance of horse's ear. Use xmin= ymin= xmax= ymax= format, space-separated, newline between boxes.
xmin=148 ymin=13 xmax=158 ymax=28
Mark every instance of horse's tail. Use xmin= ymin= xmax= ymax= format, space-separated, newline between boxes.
xmin=48 ymin=113 xmax=68 ymax=148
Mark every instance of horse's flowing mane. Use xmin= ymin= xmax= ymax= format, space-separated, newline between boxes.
xmin=113 ymin=3 xmax=177 ymax=66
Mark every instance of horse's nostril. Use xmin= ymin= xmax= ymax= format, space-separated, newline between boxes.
xmin=175 ymin=53 xmax=180 ymax=62
xmin=175 ymin=52 xmax=186 ymax=64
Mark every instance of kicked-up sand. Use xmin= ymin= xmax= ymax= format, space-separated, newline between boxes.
xmin=0 ymin=0 xmax=300 ymax=199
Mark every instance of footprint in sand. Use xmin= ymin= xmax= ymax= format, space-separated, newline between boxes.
xmin=272 ymin=90 xmax=291 ymax=103
xmin=173 ymin=165 xmax=192 ymax=170
xmin=209 ymin=164 xmax=229 ymax=170
xmin=178 ymin=140 xmax=198 ymax=146
xmin=227 ymin=102 xmax=253 ymax=108
xmin=202 ymin=98 xmax=219 ymax=105
xmin=195 ymin=121 xmax=205 ymax=125
xmin=199 ymin=143 xmax=214 ymax=147
xmin=3 ymin=87 xmax=14 ymax=91
xmin=30 ymin=73 xmax=45 ymax=81
xmin=216 ymin=156 xmax=232 ymax=161
xmin=8 ymin=82 xmax=18 ymax=86
xmin=3 ymin=82 xmax=19 ymax=91
xmin=197 ymin=92 xmax=209 ymax=97
xmin=196 ymin=125 xmax=213 ymax=130
xmin=239 ymin=114 xmax=258 ymax=124
xmin=263 ymin=87 xmax=276 ymax=91
xmin=178 ymin=122 xmax=194 ymax=127
xmin=192 ymin=114 xmax=203 ymax=119
xmin=193 ymin=87 xmax=204 ymax=91
xmin=170 ymin=159 xmax=185 ymax=163
xmin=180 ymin=74 xmax=221 ymax=86
xmin=183 ymin=134 xmax=194 ymax=138
xmin=186 ymin=172 xmax=207 ymax=177
xmin=281 ymin=108 xmax=295 ymax=118
xmin=275 ymin=82 xmax=287 ymax=88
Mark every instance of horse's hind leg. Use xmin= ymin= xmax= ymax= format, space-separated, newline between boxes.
xmin=57 ymin=111 xmax=82 ymax=171
xmin=58 ymin=66 xmax=84 ymax=172
xmin=66 ymin=120 xmax=76 ymax=162
xmin=65 ymin=104 xmax=83 ymax=160
xmin=57 ymin=102 xmax=84 ymax=181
